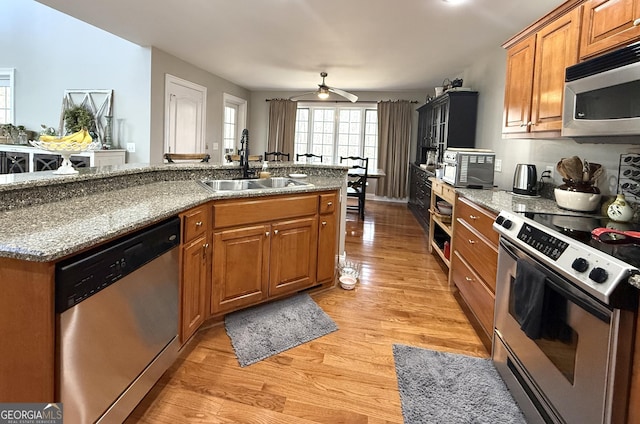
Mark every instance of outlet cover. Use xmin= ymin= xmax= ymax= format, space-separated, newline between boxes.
xmin=126 ymin=143 xmax=135 ymax=153
xmin=545 ymin=165 xmax=554 ymax=179
xmin=494 ymin=159 xmax=502 ymax=172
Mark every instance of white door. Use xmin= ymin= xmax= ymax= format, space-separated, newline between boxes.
xmin=165 ymin=74 xmax=207 ymax=154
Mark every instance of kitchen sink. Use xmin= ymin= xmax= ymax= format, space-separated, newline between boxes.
xmin=199 ymin=177 xmax=312 ymax=192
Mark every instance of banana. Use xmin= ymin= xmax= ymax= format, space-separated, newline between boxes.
xmin=39 ymin=129 xmax=89 ymax=144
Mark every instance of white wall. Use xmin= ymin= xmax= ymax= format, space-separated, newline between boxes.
xmin=463 ymin=46 xmax=640 ymax=195
xmin=0 ymin=0 xmax=151 ymax=162
xmin=149 ymin=48 xmax=251 ymax=164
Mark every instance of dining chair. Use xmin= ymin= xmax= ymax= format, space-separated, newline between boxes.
xmin=340 ymin=156 xmax=369 ymax=219
xmin=264 ymin=151 xmax=290 ymax=162
xmin=296 ymin=153 xmax=323 ymax=163
xmin=164 ymin=153 xmax=210 ymax=163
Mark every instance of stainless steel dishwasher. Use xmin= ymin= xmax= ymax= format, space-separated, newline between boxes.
xmin=55 ymin=217 xmax=181 ymax=424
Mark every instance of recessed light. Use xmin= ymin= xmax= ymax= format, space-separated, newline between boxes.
xmin=442 ymin=0 xmax=465 ymax=4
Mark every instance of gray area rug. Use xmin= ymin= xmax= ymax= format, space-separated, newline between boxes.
xmin=393 ymin=344 xmax=526 ymax=424
xmin=225 ymin=293 xmax=338 ymax=367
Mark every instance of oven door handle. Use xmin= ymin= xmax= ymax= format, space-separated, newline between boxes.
xmin=499 ymin=237 xmax=612 ymax=323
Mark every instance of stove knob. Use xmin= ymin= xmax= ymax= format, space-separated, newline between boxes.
xmin=571 ymin=258 xmax=589 ymax=273
xmin=502 ymin=219 xmax=513 ymax=229
xmin=589 ymin=267 xmax=608 ymax=284
xmin=495 ymin=216 xmax=505 ymax=225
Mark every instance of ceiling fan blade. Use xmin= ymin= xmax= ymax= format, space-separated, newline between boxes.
xmin=289 ymin=91 xmax=318 ymax=101
xmin=328 ymin=87 xmax=358 ymax=103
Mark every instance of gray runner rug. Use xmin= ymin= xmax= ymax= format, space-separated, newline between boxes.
xmin=225 ymin=293 xmax=338 ymax=367
xmin=392 ymin=344 xmax=526 ymax=424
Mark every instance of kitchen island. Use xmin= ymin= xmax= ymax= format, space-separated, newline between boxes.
xmin=0 ymin=161 xmax=347 ymax=407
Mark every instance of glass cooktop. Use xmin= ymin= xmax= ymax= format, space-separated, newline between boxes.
xmin=520 ymin=212 xmax=640 ymax=269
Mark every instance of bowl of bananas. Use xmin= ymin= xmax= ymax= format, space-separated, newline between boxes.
xmin=30 ymin=129 xmax=100 ymax=174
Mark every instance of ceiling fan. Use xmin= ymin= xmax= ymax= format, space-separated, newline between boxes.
xmin=290 ymin=72 xmax=358 ymax=103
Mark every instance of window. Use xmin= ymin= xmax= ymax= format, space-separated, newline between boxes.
xmin=294 ymin=103 xmax=378 ymax=170
xmin=0 ymin=69 xmax=15 ymax=124
xmin=222 ymin=93 xmax=247 ymax=159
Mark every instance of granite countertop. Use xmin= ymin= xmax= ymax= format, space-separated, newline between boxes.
xmin=456 ymin=186 xmax=601 ymax=216
xmin=0 ymin=164 xmax=346 ymax=262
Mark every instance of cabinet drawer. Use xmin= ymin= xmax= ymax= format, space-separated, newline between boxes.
xmin=432 ymin=178 xmax=456 ymax=204
xmin=451 ymin=251 xmax=494 ymax=339
xmin=456 ymin=197 xmax=499 ymax=246
xmin=319 ymin=193 xmax=337 ymax=215
xmin=182 ymin=205 xmax=209 ymax=243
xmin=214 ymin=194 xmax=318 ymax=228
xmin=453 ymin=220 xmax=498 ymax=293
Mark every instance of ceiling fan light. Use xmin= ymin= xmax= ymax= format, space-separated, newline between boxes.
xmin=317 ymin=91 xmax=330 ymax=99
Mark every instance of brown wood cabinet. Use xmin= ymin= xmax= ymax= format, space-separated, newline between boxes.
xmin=503 ymin=7 xmax=581 ymax=136
xmin=210 ymin=191 xmax=338 ymax=315
xmin=179 ymin=205 xmax=211 ymax=344
xmin=317 ymin=193 xmax=338 ymax=284
xmin=451 ymin=197 xmax=498 ymax=348
xmin=212 ymin=224 xmax=270 ymax=314
xmin=580 ymin=0 xmax=640 ymax=59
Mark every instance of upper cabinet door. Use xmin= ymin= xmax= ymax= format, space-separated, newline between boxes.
xmin=530 ymin=7 xmax=581 ymax=132
xmin=580 ymin=0 xmax=640 ymax=59
xmin=503 ymin=36 xmax=536 ymax=134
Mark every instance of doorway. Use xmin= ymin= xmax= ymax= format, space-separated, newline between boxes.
xmin=164 ymin=74 xmax=207 ymax=155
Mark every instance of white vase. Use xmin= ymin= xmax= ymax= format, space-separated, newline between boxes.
xmin=607 ymin=194 xmax=634 ymax=222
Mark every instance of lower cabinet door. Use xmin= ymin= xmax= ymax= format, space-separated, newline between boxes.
xmin=212 ymin=224 xmax=270 ymax=314
xmin=180 ymin=234 xmax=209 ymax=344
xmin=269 ymin=216 xmax=318 ymax=297
xmin=317 ymin=212 xmax=337 ymax=283
xmin=451 ymin=251 xmax=495 ymax=339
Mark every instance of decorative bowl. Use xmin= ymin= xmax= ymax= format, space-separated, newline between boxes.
xmin=554 ymin=188 xmax=601 ymax=212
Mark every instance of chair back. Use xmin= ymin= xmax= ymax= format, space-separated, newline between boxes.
xmin=296 ymin=153 xmax=323 ymax=163
xmin=264 ymin=151 xmax=290 ymax=162
xmin=340 ymin=156 xmax=369 ymax=191
xmin=164 ymin=153 xmax=210 ymax=163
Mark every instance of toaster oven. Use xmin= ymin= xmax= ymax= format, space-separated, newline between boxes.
xmin=441 ymin=148 xmax=495 ymax=189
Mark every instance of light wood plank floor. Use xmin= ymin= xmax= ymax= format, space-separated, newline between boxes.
xmin=126 ymin=201 xmax=488 ymax=423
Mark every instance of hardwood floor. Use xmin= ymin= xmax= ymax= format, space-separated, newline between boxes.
xmin=126 ymin=201 xmax=488 ymax=423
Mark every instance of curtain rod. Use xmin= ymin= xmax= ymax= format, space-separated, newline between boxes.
xmin=266 ymin=98 xmax=419 ymax=103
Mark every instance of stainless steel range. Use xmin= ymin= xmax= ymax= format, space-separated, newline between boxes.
xmin=492 ymin=211 xmax=639 ymax=424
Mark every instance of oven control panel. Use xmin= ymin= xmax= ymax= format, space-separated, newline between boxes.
xmin=493 ymin=211 xmax=637 ymax=305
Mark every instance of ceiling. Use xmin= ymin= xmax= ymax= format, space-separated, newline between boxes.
xmin=36 ymin=0 xmax=566 ymax=93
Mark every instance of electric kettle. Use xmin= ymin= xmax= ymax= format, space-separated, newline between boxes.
xmin=513 ymin=164 xmax=538 ymax=196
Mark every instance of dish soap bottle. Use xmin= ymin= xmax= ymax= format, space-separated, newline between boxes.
xmin=260 ymin=161 xmax=270 ymax=179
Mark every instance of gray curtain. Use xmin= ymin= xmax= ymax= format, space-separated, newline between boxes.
xmin=267 ymin=99 xmax=297 ymax=155
xmin=375 ymin=100 xmax=413 ymax=199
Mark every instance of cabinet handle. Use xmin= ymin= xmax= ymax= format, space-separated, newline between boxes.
xmin=520 ymin=123 xmax=526 ymax=127
xmin=469 ymin=214 xmax=478 ymax=220
xmin=202 ymin=243 xmax=209 ymax=249
xmin=634 ymin=18 xmax=640 ymax=26
xmin=274 ymin=229 xmax=279 ymax=235
xmin=465 ymin=276 xmax=475 ymax=282
xmin=202 ymin=243 xmax=209 ymax=259
xmin=195 ymin=221 xmax=203 ymax=227
xmin=327 ymin=201 xmax=333 ymax=207
xmin=527 ymin=121 xmax=533 ymax=127
xmin=265 ymin=231 xmax=270 ymax=237
xmin=321 ymin=221 xmax=327 ymax=226
xmin=468 ymin=239 xmax=476 ymax=244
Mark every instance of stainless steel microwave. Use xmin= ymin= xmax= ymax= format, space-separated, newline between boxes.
xmin=562 ymin=41 xmax=640 ymax=138
xmin=442 ymin=148 xmax=495 ymax=189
